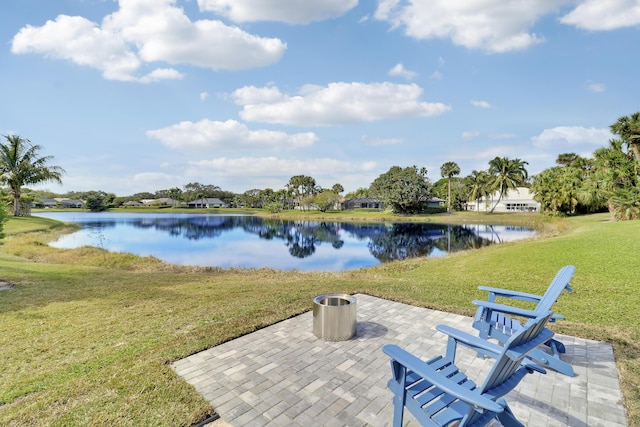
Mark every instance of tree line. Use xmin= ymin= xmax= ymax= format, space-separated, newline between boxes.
xmin=1 ymin=111 xmax=639 ymax=220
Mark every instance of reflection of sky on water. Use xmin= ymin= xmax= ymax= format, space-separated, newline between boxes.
xmin=34 ymin=212 xmax=535 ymax=272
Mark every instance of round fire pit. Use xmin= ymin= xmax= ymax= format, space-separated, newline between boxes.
xmin=313 ymin=294 xmax=357 ymax=341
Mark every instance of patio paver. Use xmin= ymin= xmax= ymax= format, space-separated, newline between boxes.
xmin=173 ymin=294 xmax=627 ymax=426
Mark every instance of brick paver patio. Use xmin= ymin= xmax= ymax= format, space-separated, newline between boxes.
xmin=173 ymin=294 xmax=627 ymax=426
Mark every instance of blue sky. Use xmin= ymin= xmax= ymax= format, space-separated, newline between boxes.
xmin=1 ymin=0 xmax=638 ymax=196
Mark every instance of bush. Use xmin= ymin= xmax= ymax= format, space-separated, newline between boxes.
xmin=0 ymin=202 xmax=7 ymax=241
xmin=264 ymin=201 xmax=284 ymax=214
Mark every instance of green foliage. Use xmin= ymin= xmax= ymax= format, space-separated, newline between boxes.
xmin=532 ymin=130 xmax=640 ymax=220
xmin=264 ymin=201 xmax=284 ymax=213
xmin=434 ymin=177 xmax=467 ymax=212
xmin=242 ymin=188 xmax=262 ymax=208
xmin=610 ymin=112 xmax=640 ymax=165
xmin=611 ymin=187 xmax=640 ymax=220
xmin=0 ymin=135 xmax=65 ymax=216
xmin=344 ymin=187 xmax=371 ymax=199
xmin=314 ymin=190 xmax=339 ymax=212
xmin=487 ymin=156 xmax=528 ymax=213
xmin=422 ymin=206 xmax=448 ymax=214
xmin=532 ymin=166 xmax=583 ymax=215
xmin=440 ymin=161 xmax=461 ymax=214
xmin=466 ymin=170 xmax=493 ymax=213
xmin=85 ymin=191 xmax=110 ymax=212
xmin=370 ymin=165 xmax=433 ymax=214
xmin=0 ymin=202 xmax=8 ymax=241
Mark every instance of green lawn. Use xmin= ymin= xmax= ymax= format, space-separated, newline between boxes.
xmin=0 ymin=212 xmax=638 ymax=426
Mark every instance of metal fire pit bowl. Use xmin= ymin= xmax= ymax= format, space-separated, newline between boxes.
xmin=312 ymin=294 xmax=357 ymax=341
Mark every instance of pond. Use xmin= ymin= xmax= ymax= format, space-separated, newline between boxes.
xmin=33 ymin=212 xmax=536 ymax=272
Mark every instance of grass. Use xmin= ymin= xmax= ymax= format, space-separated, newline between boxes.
xmin=0 ymin=211 xmax=638 ymax=426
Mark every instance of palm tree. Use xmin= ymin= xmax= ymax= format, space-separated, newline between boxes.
xmin=610 ymin=112 xmax=640 ymax=166
xmin=589 ymin=140 xmax=639 ymax=219
xmin=440 ymin=161 xmax=460 ymax=214
xmin=487 ymin=157 xmax=528 ymax=213
xmin=0 ymin=135 xmax=65 ymax=216
xmin=467 ymin=170 xmax=492 ymax=213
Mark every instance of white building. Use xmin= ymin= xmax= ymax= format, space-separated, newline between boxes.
xmin=467 ymin=187 xmax=540 ymax=213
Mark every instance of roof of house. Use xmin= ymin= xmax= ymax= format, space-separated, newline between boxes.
xmin=187 ymin=198 xmax=227 ymax=205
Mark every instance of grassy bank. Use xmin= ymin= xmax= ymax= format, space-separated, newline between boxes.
xmin=0 ymin=212 xmax=638 ymax=426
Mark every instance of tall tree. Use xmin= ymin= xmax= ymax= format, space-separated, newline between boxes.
xmin=286 ymin=175 xmax=316 ymax=210
xmin=0 ymin=135 xmax=65 ymax=216
xmin=370 ymin=165 xmax=432 ymax=214
xmin=487 ymin=157 xmax=528 ymax=213
xmin=532 ymin=166 xmax=583 ymax=215
xmin=610 ymin=112 xmax=640 ymax=166
xmin=440 ymin=161 xmax=460 ymax=214
xmin=556 ymin=153 xmax=580 ymax=167
xmin=588 ymin=139 xmax=639 ymax=219
xmin=466 ymin=170 xmax=492 ymax=213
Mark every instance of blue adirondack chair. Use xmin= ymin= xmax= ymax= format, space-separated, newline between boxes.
xmin=472 ymin=265 xmax=575 ymax=377
xmin=383 ymin=311 xmax=554 ymax=427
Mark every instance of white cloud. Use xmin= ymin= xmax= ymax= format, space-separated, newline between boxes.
xmin=374 ymin=0 xmax=570 ymax=53
xmin=146 ymin=119 xmax=318 ymax=150
xmin=587 ymin=82 xmax=606 ymax=93
xmin=200 ymin=92 xmax=209 ymax=101
xmin=198 ymin=0 xmax=358 ymax=24
xmin=560 ymin=0 xmax=640 ymax=30
xmin=462 ymin=131 xmax=480 ymax=140
xmin=471 ymin=100 xmax=492 ymax=109
xmin=232 ymin=82 xmax=451 ymax=126
xmin=388 ymin=63 xmax=417 ymax=80
xmin=430 ymin=71 xmax=443 ymax=80
xmin=187 ymin=157 xmax=377 ymax=177
xmin=139 ymin=68 xmax=184 ymax=83
xmin=11 ymin=0 xmax=286 ymax=82
xmin=531 ymin=126 xmax=612 ymax=148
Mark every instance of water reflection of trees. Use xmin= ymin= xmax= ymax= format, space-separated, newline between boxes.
xmin=369 ymin=224 xmax=498 ymax=262
xmin=96 ymin=216 xmax=521 ymax=262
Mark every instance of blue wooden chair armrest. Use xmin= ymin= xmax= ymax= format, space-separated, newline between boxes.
xmin=505 ymin=327 xmax=554 ymax=360
xmin=382 ymin=344 xmax=505 ymax=413
xmin=435 ymin=324 xmax=502 ymax=358
xmin=473 ymin=300 xmax=566 ymax=323
xmin=472 ymin=300 xmax=540 ymax=319
xmin=477 ymin=286 xmax=544 ymax=303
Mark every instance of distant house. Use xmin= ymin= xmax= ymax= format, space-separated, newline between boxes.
xmin=60 ymin=199 xmax=83 ymax=209
xmin=38 ymin=198 xmax=58 ymax=208
xmin=33 ymin=198 xmax=83 ymax=208
xmin=344 ymin=197 xmax=444 ymax=210
xmin=187 ymin=198 xmax=228 ymax=208
xmin=123 ymin=200 xmax=143 ymax=207
xmin=466 ymin=187 xmax=540 ymax=213
xmin=425 ymin=196 xmax=445 ymax=208
xmin=344 ymin=198 xmax=384 ymax=210
xmin=140 ymin=198 xmax=180 ymax=207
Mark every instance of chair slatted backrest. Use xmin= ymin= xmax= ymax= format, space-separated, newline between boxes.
xmin=535 ymin=265 xmax=575 ymax=313
xmin=479 ymin=311 xmax=553 ymax=396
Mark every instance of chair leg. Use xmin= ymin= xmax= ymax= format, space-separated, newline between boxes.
xmin=547 ymin=338 xmax=566 ymax=354
xmin=389 ymin=362 xmax=407 ymax=427
xmin=495 ymin=399 xmax=526 ymax=427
